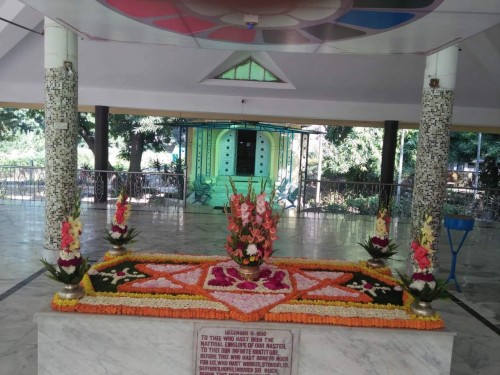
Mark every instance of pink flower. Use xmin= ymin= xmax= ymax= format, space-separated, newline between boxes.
xmin=417 ymin=256 xmax=431 ymax=269
xmin=241 ymin=210 xmax=250 ymax=224
xmin=256 ymin=193 xmax=266 ymax=215
xmin=60 ymin=221 xmax=74 ymax=250
xmin=237 ymin=281 xmax=258 ymax=290
xmin=115 ymin=202 xmax=127 ymax=224
xmin=414 ymin=245 xmax=428 ymax=261
xmin=240 ymin=202 xmax=249 ymax=213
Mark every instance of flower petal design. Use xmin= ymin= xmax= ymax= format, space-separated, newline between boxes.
xmin=210 ymin=291 xmax=286 ymax=314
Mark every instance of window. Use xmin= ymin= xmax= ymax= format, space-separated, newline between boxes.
xmin=215 ymin=58 xmax=283 ymax=82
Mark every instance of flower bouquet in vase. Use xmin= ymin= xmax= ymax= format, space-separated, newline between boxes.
xmin=104 ymin=189 xmax=139 ymax=256
xmin=398 ymin=212 xmax=448 ymax=317
xmin=225 ymin=177 xmax=280 ymax=281
xmin=358 ymin=207 xmax=398 ymax=269
xmin=41 ymin=193 xmax=90 ymax=299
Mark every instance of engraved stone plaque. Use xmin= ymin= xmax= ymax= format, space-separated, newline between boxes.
xmin=196 ymin=326 xmax=296 ymax=375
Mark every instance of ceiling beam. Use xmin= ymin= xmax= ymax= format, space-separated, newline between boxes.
xmin=2 ymin=101 xmax=500 ymax=133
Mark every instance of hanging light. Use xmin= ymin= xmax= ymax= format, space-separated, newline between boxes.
xmin=243 ymin=15 xmax=259 ymax=30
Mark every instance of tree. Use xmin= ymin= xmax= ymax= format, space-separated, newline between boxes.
xmin=323 ymin=126 xmax=383 ymax=182
xmin=448 ymin=132 xmax=500 ymax=164
xmin=109 ymin=115 xmax=173 ymax=172
xmin=480 ymin=156 xmax=499 ymax=189
xmin=78 ymin=112 xmax=96 ymax=155
xmin=0 ymin=107 xmax=44 ymax=140
xmin=398 ymin=129 xmax=419 ymax=183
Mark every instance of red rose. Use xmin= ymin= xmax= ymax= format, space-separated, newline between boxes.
xmin=112 ymin=224 xmax=128 ymax=234
xmin=412 ymin=272 xmax=435 ymax=283
xmin=57 ymin=256 xmax=82 ymax=268
xmin=371 ymin=236 xmax=389 ymax=248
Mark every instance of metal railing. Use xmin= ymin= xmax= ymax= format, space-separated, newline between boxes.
xmin=302 ymin=179 xmax=500 ymax=222
xmin=79 ymin=169 xmax=186 ymax=208
xmin=0 ymin=166 xmax=186 ymax=208
xmin=0 ymin=165 xmax=46 ymax=201
xmin=1 ymin=166 xmax=498 ymax=221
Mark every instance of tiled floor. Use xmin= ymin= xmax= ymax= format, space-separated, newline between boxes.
xmin=0 ymin=201 xmax=499 ymax=374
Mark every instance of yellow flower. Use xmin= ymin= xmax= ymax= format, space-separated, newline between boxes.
xmin=69 ymin=217 xmax=82 ymax=233
xmin=375 ymin=218 xmax=388 ymax=237
xmin=69 ymin=238 xmax=80 ymax=251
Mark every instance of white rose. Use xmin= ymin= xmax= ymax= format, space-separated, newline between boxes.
xmin=246 ymin=244 xmax=259 ymax=256
xmin=61 ymin=265 xmax=76 ymax=274
xmin=110 ymin=230 xmax=121 ymax=239
xmin=409 ymin=280 xmax=436 ymax=291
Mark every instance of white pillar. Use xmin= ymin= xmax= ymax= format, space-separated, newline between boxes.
xmin=43 ymin=18 xmax=78 ymax=260
xmin=44 ymin=18 xmax=78 ymax=70
xmin=423 ymin=45 xmax=459 ymax=90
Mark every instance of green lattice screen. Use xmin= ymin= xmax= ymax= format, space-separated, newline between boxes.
xmin=216 ymin=58 xmax=282 ymax=82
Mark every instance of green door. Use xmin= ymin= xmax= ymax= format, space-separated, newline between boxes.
xmin=219 ymin=130 xmax=236 ymax=175
xmin=254 ymin=131 xmax=270 ymax=177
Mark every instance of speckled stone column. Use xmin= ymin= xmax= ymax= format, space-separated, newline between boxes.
xmin=410 ymin=46 xmax=459 ymax=270
xmin=43 ymin=18 xmax=78 ymax=256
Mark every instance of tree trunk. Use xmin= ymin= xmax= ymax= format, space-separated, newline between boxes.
xmin=78 ymin=127 xmax=114 ymax=170
xmin=128 ymin=132 xmax=144 ymax=197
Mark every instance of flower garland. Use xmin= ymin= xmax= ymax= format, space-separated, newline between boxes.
xmin=50 ymin=253 xmax=444 ymax=330
xmin=399 ymin=212 xmax=447 ymax=302
xmin=41 ymin=192 xmax=90 ymax=284
xmin=358 ymin=207 xmax=398 ymax=259
xmin=225 ymin=178 xmax=280 ymax=266
xmin=104 ymin=189 xmax=139 ymax=246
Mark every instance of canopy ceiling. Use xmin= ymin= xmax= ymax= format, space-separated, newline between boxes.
xmin=0 ymin=0 xmax=499 ymax=131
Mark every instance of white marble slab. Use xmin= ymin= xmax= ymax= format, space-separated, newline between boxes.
xmin=36 ymin=311 xmax=455 ymax=375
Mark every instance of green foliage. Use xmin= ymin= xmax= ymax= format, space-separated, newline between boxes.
xmin=358 ymin=238 xmax=398 ymax=259
xmin=0 ymin=108 xmax=44 ymax=140
xmin=109 ymin=115 xmax=173 ymax=161
xmin=448 ymin=132 xmax=500 ymax=165
xmin=78 ymin=112 xmax=96 ymax=148
xmin=448 ymin=132 xmax=479 ymax=164
xmin=150 ymin=157 xmax=186 ymax=175
xmin=399 ymin=130 xmax=419 ymax=181
xmin=325 ymin=126 xmax=354 ymax=146
xmin=323 ymin=126 xmax=383 ymax=182
xmin=0 ymin=131 xmax=45 ymax=166
xmin=103 ymin=226 xmax=140 ymax=246
xmin=390 ymin=196 xmax=413 ymax=218
xmin=345 ymin=195 xmax=379 ymax=215
xmin=479 ymin=156 xmax=499 ymax=190
xmin=322 ymin=127 xmax=419 ymax=183
xmin=397 ymin=272 xmax=449 ymax=303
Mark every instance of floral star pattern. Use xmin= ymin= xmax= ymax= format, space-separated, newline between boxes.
xmin=52 ymin=253 xmax=444 ymax=330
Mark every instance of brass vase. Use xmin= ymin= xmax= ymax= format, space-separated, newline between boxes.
xmin=109 ymin=244 xmax=127 ymax=256
xmin=367 ymin=258 xmax=386 ymax=269
xmin=238 ymin=265 xmax=261 ymax=281
xmin=58 ymin=283 xmax=85 ymax=300
xmin=410 ymin=300 xmax=436 ymax=317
